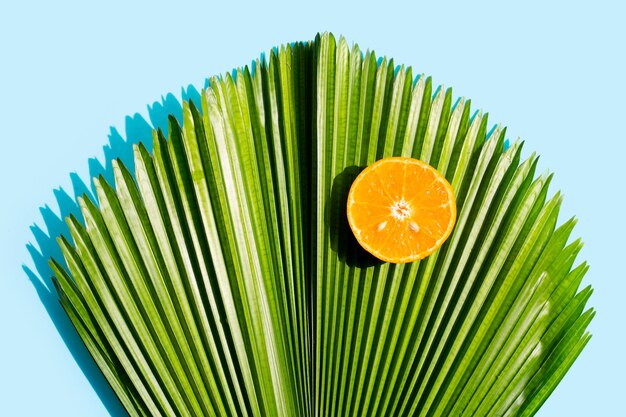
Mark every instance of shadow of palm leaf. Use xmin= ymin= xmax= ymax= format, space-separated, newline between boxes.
xmin=23 ymin=85 xmax=201 ymax=417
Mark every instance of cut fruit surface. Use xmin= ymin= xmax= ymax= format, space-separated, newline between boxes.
xmin=347 ymin=157 xmax=457 ymax=263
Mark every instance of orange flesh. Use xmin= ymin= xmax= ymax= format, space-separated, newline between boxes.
xmin=346 ymin=157 xmax=457 ymax=263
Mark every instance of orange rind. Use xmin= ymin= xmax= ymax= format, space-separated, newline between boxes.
xmin=347 ymin=157 xmax=457 ymax=263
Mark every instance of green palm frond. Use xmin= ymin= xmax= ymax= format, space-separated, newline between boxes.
xmin=48 ymin=33 xmax=593 ymax=417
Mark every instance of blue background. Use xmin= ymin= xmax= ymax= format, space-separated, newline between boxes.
xmin=1 ymin=1 xmax=624 ymax=415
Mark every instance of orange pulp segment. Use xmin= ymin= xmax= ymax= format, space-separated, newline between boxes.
xmin=346 ymin=157 xmax=457 ymax=263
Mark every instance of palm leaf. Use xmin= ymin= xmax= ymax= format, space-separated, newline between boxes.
xmin=48 ymin=33 xmax=593 ymax=417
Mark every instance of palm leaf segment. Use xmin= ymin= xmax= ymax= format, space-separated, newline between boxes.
xmin=49 ymin=33 xmax=593 ymax=417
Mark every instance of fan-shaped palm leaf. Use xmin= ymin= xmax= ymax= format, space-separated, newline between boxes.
xmin=48 ymin=33 xmax=593 ymax=417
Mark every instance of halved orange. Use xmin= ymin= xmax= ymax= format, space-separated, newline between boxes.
xmin=346 ymin=157 xmax=457 ymax=264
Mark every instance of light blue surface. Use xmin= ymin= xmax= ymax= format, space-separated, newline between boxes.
xmin=1 ymin=1 xmax=624 ymax=415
